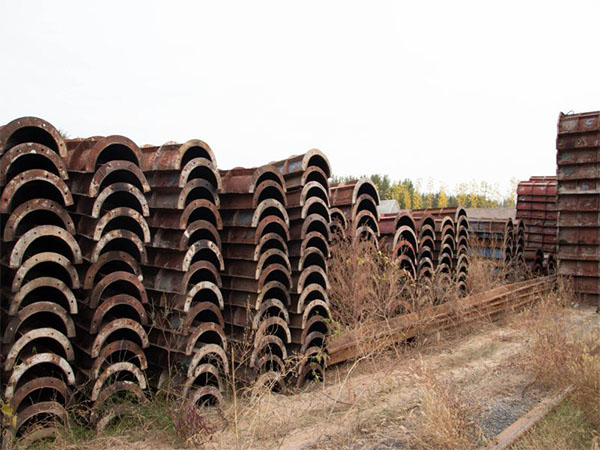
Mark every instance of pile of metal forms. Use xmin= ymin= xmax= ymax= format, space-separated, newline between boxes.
xmin=376 ymin=207 xmax=470 ymax=303
xmin=412 ymin=207 xmax=470 ymax=297
xmin=330 ymin=178 xmax=380 ymax=246
xmin=0 ymin=118 xmax=81 ymax=443
xmin=378 ymin=211 xmax=419 ymax=279
xmin=66 ymin=135 xmax=151 ymax=429
xmin=557 ymin=111 xmax=600 ymax=306
xmin=140 ymin=141 xmax=227 ymax=408
xmin=516 ymin=176 xmax=557 ymax=274
xmin=219 ymin=165 xmax=292 ymax=391
xmin=271 ymin=150 xmax=333 ymax=387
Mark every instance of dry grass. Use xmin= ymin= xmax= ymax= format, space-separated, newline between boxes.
xmin=513 ymin=278 xmax=600 ymax=437
xmin=410 ymin=367 xmax=482 ymax=450
xmin=327 ymin=238 xmax=504 ymax=335
xmin=328 ymin=238 xmax=414 ymax=329
xmin=466 ymin=238 xmax=520 ymax=295
xmin=510 ymin=399 xmax=598 ymax=450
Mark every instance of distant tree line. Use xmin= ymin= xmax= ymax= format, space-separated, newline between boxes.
xmin=332 ymin=174 xmax=516 ymax=209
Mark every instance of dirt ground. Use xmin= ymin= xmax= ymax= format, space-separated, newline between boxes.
xmin=72 ymin=305 xmax=599 ymax=450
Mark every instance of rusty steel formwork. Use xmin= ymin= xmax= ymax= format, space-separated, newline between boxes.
xmin=0 ymin=117 xmax=80 ymax=445
xmin=414 ymin=213 xmax=455 ymax=302
xmin=65 ymin=135 xmax=151 ymax=430
xmin=271 ymin=150 xmax=332 ymax=388
xmin=379 ymin=211 xmax=418 ymax=279
xmin=411 ymin=207 xmax=470 ymax=295
xmin=140 ymin=141 xmax=228 ymax=408
xmin=378 ymin=207 xmax=470 ymax=303
xmin=330 ymin=178 xmax=380 ymax=247
xmin=219 ymin=164 xmax=292 ymax=391
xmin=454 ymin=208 xmax=470 ymax=294
xmin=516 ymin=177 xmax=557 ymax=274
xmin=556 ymin=111 xmax=600 ymax=306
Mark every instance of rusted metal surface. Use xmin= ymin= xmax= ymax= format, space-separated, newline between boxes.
xmin=145 ymin=158 xmax=221 ymax=190
xmin=0 ymin=142 xmax=69 ymax=186
xmin=3 ymin=198 xmax=76 ymax=242
xmin=72 ymin=182 xmax=150 ymax=218
xmin=141 ymin=139 xmax=217 ymax=171
xmin=146 ymin=198 xmax=221 ymax=230
xmin=146 ymin=179 xmax=219 ymax=210
xmin=221 ymin=165 xmax=286 ymax=194
xmin=516 ymin=176 xmax=557 ymax=272
xmin=76 ymin=207 xmax=151 ymax=243
xmin=377 ymin=207 xmax=470 ymax=299
xmin=0 ymin=116 xmax=67 ymax=158
xmin=557 ymin=111 xmax=600 ymax=304
xmin=0 ymin=120 xmax=83 ymax=444
xmin=7 ymin=224 xmax=82 ymax=268
xmin=268 ymin=154 xmax=331 ymax=388
xmin=66 ymin=135 xmax=143 ymax=173
xmin=0 ymin=168 xmax=74 ymax=213
xmin=270 ymin=149 xmax=332 ymax=181
xmin=2 ymin=302 xmax=76 ymax=344
xmin=330 ymin=178 xmax=380 ymax=249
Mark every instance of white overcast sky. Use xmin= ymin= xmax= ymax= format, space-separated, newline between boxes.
xmin=1 ymin=1 xmax=599 ymax=196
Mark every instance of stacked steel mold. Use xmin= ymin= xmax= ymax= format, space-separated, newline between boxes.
xmin=330 ymin=178 xmax=380 ymax=246
xmin=66 ymin=135 xmax=152 ymax=429
xmin=140 ymin=141 xmax=228 ymax=407
xmin=377 ymin=213 xmax=395 ymax=249
xmin=219 ymin=165 xmax=292 ymax=391
xmin=414 ymin=213 xmax=436 ymax=281
xmin=329 ymin=207 xmax=347 ymax=241
xmin=556 ymin=111 xmax=600 ymax=306
xmin=271 ymin=151 xmax=333 ymax=388
xmin=516 ymin=176 xmax=557 ymax=274
xmin=411 ymin=208 xmax=470 ymax=297
xmin=0 ymin=118 xmax=81 ymax=444
xmin=392 ymin=212 xmax=419 ymax=279
xmin=379 ymin=211 xmax=435 ymax=282
xmin=413 ymin=212 xmax=455 ymax=285
xmin=454 ymin=209 xmax=470 ymax=295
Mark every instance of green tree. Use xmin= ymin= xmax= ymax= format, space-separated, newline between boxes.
xmin=370 ymin=174 xmax=392 ymax=199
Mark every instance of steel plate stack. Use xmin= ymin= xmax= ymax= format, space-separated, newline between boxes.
xmin=557 ymin=111 xmax=600 ymax=306
xmin=516 ymin=176 xmax=557 ymax=274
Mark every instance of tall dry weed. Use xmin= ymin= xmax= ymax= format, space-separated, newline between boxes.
xmin=467 ymin=238 xmax=516 ymax=295
xmin=519 ymin=279 xmax=600 ymax=429
xmin=411 ymin=367 xmax=481 ymax=450
xmin=328 ymin=238 xmax=415 ymax=330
